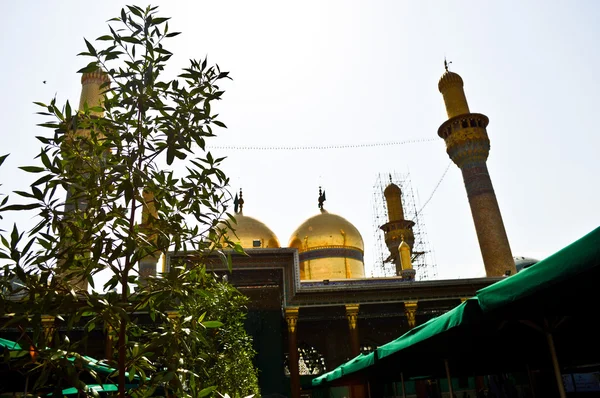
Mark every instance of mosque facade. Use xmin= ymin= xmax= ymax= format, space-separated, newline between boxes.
xmin=175 ymin=65 xmax=519 ymax=398
xmin=1 ymin=65 xmax=522 ymax=398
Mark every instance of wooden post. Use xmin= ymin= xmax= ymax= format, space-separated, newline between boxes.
xmin=545 ymin=328 xmax=566 ymax=398
xmin=526 ymin=364 xmax=536 ymax=398
xmin=286 ymin=307 xmax=300 ymax=398
xmin=401 ymin=372 xmax=407 ymax=398
xmin=445 ymin=359 xmax=454 ymax=398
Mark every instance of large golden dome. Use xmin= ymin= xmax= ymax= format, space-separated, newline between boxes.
xmin=220 ymin=212 xmax=280 ymax=249
xmin=289 ymin=209 xmax=365 ymax=280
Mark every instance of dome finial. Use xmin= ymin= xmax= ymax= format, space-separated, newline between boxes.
xmin=444 ymin=57 xmax=452 ymax=72
xmin=318 ymin=186 xmax=326 ymax=210
xmin=233 ymin=188 xmax=244 ymax=214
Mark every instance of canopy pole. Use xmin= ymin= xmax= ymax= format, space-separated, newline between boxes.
xmin=401 ymin=372 xmax=407 ymax=398
xmin=367 ymin=381 xmax=371 ymax=398
xmin=526 ymin=364 xmax=536 ymax=398
xmin=444 ymin=359 xmax=454 ymax=398
xmin=545 ymin=320 xmax=566 ymax=398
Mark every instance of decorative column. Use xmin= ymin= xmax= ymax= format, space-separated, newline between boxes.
xmin=346 ymin=304 xmax=365 ymax=398
xmin=345 ymin=304 xmax=360 ymax=357
xmin=105 ymin=323 xmax=115 ymax=360
xmin=285 ymin=307 xmax=300 ymax=398
xmin=437 ymin=66 xmax=515 ymax=277
xmin=41 ymin=315 xmax=55 ymax=347
xmin=404 ymin=302 xmax=418 ymax=329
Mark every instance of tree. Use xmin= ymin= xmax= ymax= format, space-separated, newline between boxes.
xmin=146 ymin=267 xmax=260 ymax=397
xmin=0 ymin=5 xmax=251 ymax=397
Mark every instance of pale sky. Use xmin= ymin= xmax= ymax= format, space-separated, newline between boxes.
xmin=1 ymin=1 xmax=599 ymax=280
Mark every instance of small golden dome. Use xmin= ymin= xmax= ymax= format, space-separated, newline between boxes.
xmin=289 ymin=209 xmax=365 ymax=280
xmin=438 ymin=71 xmax=464 ymax=92
xmin=220 ymin=212 xmax=280 ymax=249
xmin=384 ymin=182 xmax=401 ymax=197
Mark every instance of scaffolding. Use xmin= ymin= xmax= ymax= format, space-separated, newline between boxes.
xmin=371 ymin=172 xmax=438 ymax=280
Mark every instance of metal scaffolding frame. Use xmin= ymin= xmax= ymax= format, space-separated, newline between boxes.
xmin=371 ymin=172 xmax=438 ymax=280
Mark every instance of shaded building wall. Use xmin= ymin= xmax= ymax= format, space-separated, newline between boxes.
xmin=246 ymin=309 xmax=286 ymax=397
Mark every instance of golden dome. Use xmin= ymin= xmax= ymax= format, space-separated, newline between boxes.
xmin=220 ymin=212 xmax=280 ymax=249
xmin=289 ymin=209 xmax=365 ymax=280
xmin=438 ymin=71 xmax=464 ymax=92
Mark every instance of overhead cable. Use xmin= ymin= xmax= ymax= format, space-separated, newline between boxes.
xmin=211 ymin=138 xmax=436 ymax=151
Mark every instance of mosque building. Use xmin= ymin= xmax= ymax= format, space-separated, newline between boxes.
xmin=3 ymin=64 xmax=527 ymax=398
xmin=167 ymin=64 xmax=520 ymax=397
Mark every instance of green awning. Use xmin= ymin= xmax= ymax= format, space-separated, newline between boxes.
xmin=312 ymin=366 xmax=342 ymax=386
xmin=312 ymin=299 xmax=483 ymax=386
xmin=0 ymin=338 xmax=142 ymax=382
xmin=339 ymin=353 xmax=375 ymax=377
xmin=377 ymin=298 xmax=480 ymax=361
xmin=477 ymin=226 xmax=600 ymax=313
xmin=312 ymin=354 xmax=376 ymax=386
xmin=309 ymin=227 xmax=600 ymax=388
xmin=0 ymin=337 xmax=29 ymax=359
xmin=68 ymin=354 xmax=143 ymax=381
xmin=59 ymin=384 xmax=139 ymax=396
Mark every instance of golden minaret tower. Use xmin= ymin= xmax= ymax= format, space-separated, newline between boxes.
xmin=59 ymin=70 xmax=111 ymax=290
xmin=437 ymin=63 xmax=515 ymax=277
xmin=380 ymin=177 xmax=416 ymax=278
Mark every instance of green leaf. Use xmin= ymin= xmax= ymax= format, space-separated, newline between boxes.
xmin=121 ymin=36 xmax=141 ymax=44
xmin=201 ymin=320 xmax=223 ymax=329
xmin=0 ymin=154 xmax=8 ymax=167
xmin=96 ymin=35 xmax=113 ymax=41
xmin=19 ymin=166 xmax=45 ymax=173
xmin=84 ymin=38 xmax=97 ymax=56
xmin=77 ymin=62 xmax=100 ymax=74
xmin=128 ymin=368 xmax=136 ymax=382
xmin=0 ymin=204 xmax=41 ymax=211
xmin=152 ymin=17 xmax=170 ymax=25
xmin=198 ymin=386 xmax=217 ymax=397
xmin=126 ymin=5 xmax=143 ymax=17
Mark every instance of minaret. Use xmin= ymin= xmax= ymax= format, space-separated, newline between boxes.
xmin=437 ymin=64 xmax=515 ymax=277
xmin=78 ymin=69 xmax=110 ymax=113
xmin=380 ymin=177 xmax=416 ymax=277
xmin=139 ymin=188 xmax=160 ymax=282
xmin=59 ymin=70 xmax=111 ymax=290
